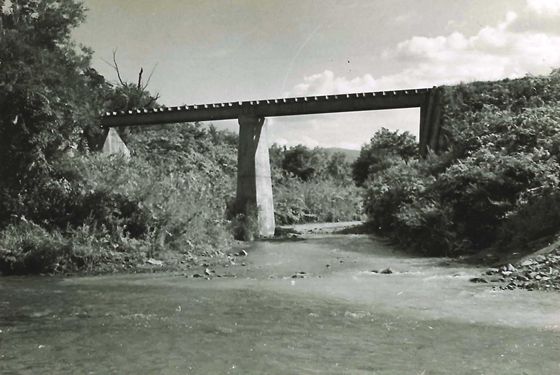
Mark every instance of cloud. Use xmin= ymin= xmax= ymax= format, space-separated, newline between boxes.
xmin=291 ymin=70 xmax=376 ymax=96
xmin=385 ymin=10 xmax=560 ymax=86
xmin=509 ymin=0 xmax=560 ymax=34
xmin=527 ymin=0 xmax=560 ymax=16
xmin=291 ymin=4 xmax=560 ymax=98
xmin=276 ymin=1 xmax=560 ymax=150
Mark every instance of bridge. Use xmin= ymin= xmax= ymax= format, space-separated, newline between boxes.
xmin=100 ymin=87 xmax=443 ymax=238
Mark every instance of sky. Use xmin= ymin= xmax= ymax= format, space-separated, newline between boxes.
xmin=73 ymin=0 xmax=560 ymax=150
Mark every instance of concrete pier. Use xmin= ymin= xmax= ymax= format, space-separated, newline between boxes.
xmin=236 ymin=115 xmax=275 ymax=237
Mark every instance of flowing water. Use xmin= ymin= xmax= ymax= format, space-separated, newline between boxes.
xmin=1 ymin=234 xmax=560 ymax=374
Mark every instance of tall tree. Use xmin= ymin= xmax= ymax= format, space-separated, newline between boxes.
xmin=0 ymin=0 xmax=108 ymax=223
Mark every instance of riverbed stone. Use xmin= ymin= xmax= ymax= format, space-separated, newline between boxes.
xmin=475 ymin=247 xmax=560 ymax=292
xmin=146 ymin=258 xmax=163 ymax=266
xmin=470 ymin=277 xmax=489 ymax=283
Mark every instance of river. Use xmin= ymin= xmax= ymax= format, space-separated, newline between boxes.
xmin=1 ymin=233 xmax=559 ymax=374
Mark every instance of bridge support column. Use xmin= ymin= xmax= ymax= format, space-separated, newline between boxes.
xmin=236 ymin=115 xmax=275 ymax=238
xmin=419 ymin=87 xmax=443 ymax=156
xmin=102 ymin=128 xmax=130 ymax=158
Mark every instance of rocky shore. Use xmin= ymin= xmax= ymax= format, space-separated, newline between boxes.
xmin=471 ymin=247 xmax=560 ymax=291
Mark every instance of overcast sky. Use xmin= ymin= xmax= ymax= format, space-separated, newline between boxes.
xmin=74 ymin=0 xmax=560 ymax=149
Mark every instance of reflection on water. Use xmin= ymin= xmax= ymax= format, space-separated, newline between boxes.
xmin=1 ymin=234 xmax=560 ymax=374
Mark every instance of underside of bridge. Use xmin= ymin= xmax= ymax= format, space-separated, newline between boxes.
xmin=100 ymin=87 xmax=442 ymax=238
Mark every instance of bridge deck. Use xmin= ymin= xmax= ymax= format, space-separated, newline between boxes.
xmin=100 ymin=88 xmax=432 ymax=127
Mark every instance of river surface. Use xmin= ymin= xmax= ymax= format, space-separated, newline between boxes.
xmin=1 ymin=234 xmax=560 ymax=374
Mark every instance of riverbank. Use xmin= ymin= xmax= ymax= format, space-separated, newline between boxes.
xmin=133 ymin=222 xmax=369 ymax=280
xmin=469 ymin=238 xmax=560 ymax=292
xmin=5 ymin=220 xmax=560 ymax=296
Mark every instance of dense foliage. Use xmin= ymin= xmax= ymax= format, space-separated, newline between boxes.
xmin=0 ymin=0 xmax=239 ymax=274
xmin=270 ymin=144 xmax=362 ymax=224
xmin=361 ymin=71 xmax=560 ymax=256
xmin=0 ymin=0 xmax=107 ymax=223
xmin=0 ymin=0 xmax=363 ymax=274
xmin=3 ymin=0 xmax=558 ymax=274
xmin=352 ymin=128 xmax=418 ymax=186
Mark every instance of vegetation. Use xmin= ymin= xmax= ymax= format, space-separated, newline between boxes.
xmin=2 ymin=0 xmax=559 ymax=275
xmin=0 ymin=0 xmax=362 ymax=274
xmin=0 ymin=122 xmax=241 ymax=274
xmin=0 ymin=0 xmax=238 ymax=274
xmin=352 ymin=128 xmax=418 ymax=186
xmin=270 ymin=144 xmax=363 ymax=225
xmin=359 ymin=71 xmax=560 ymax=257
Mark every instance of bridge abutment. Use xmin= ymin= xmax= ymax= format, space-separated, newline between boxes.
xmin=102 ymin=128 xmax=130 ymax=158
xmin=419 ymin=87 xmax=442 ymax=156
xmin=236 ymin=115 xmax=275 ymax=238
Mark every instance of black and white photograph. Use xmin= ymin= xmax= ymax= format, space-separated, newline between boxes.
xmin=1 ymin=0 xmax=560 ymax=373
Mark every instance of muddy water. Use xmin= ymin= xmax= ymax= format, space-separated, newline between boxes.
xmin=1 ymin=234 xmax=560 ymax=374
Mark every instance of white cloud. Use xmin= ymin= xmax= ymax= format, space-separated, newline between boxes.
xmin=527 ymin=0 xmax=560 ymax=15
xmin=278 ymin=2 xmax=560 ymax=150
xmin=291 ymin=5 xmax=560 ymax=99
xmin=386 ymin=11 xmax=560 ymax=85
xmin=291 ymin=70 xmax=376 ymax=96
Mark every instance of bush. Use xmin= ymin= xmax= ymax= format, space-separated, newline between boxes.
xmin=360 ymin=71 xmax=560 ymax=256
xmin=274 ymin=176 xmax=362 ymax=225
xmin=229 ymin=205 xmax=260 ymax=241
xmin=0 ymin=221 xmax=71 ymax=274
xmin=0 ymin=124 xmax=239 ymax=274
xmin=0 ymin=219 xmax=152 ymax=275
xmin=363 ymin=159 xmax=432 ymax=226
xmin=270 ymin=143 xmax=361 ymax=225
xmin=0 ymin=1 xmax=240 ymax=274
xmin=496 ymin=192 xmax=560 ymax=252
xmin=433 ymin=148 xmax=560 ymax=249
xmin=352 ymin=128 xmax=418 ymax=186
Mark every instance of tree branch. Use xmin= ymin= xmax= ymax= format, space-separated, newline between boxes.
xmin=112 ymin=49 xmax=125 ymax=86
xmin=137 ymin=67 xmax=143 ymax=89
xmin=142 ymin=63 xmax=158 ymax=90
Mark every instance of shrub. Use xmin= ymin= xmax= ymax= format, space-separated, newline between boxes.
xmin=229 ymin=205 xmax=260 ymax=241
xmin=433 ymin=148 xmax=560 ymax=249
xmin=362 ymin=159 xmax=434 ymax=232
xmin=0 ymin=1 xmax=241 ymax=274
xmin=496 ymin=191 xmax=560 ymax=253
xmin=393 ymin=199 xmax=457 ymax=256
xmin=360 ymin=71 xmax=560 ymax=256
xmin=0 ymin=221 xmax=71 ymax=274
xmin=270 ymin=143 xmax=360 ymax=225
xmin=274 ymin=176 xmax=362 ymax=225
xmin=352 ymin=128 xmax=418 ymax=186
xmin=0 ymin=124 xmax=238 ymax=274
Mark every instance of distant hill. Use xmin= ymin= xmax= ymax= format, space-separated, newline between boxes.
xmin=323 ymin=147 xmax=361 ymax=162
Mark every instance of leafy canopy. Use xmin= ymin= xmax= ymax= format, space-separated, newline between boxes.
xmin=352 ymin=128 xmax=418 ymax=186
xmin=0 ymin=0 xmax=109 ymax=223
